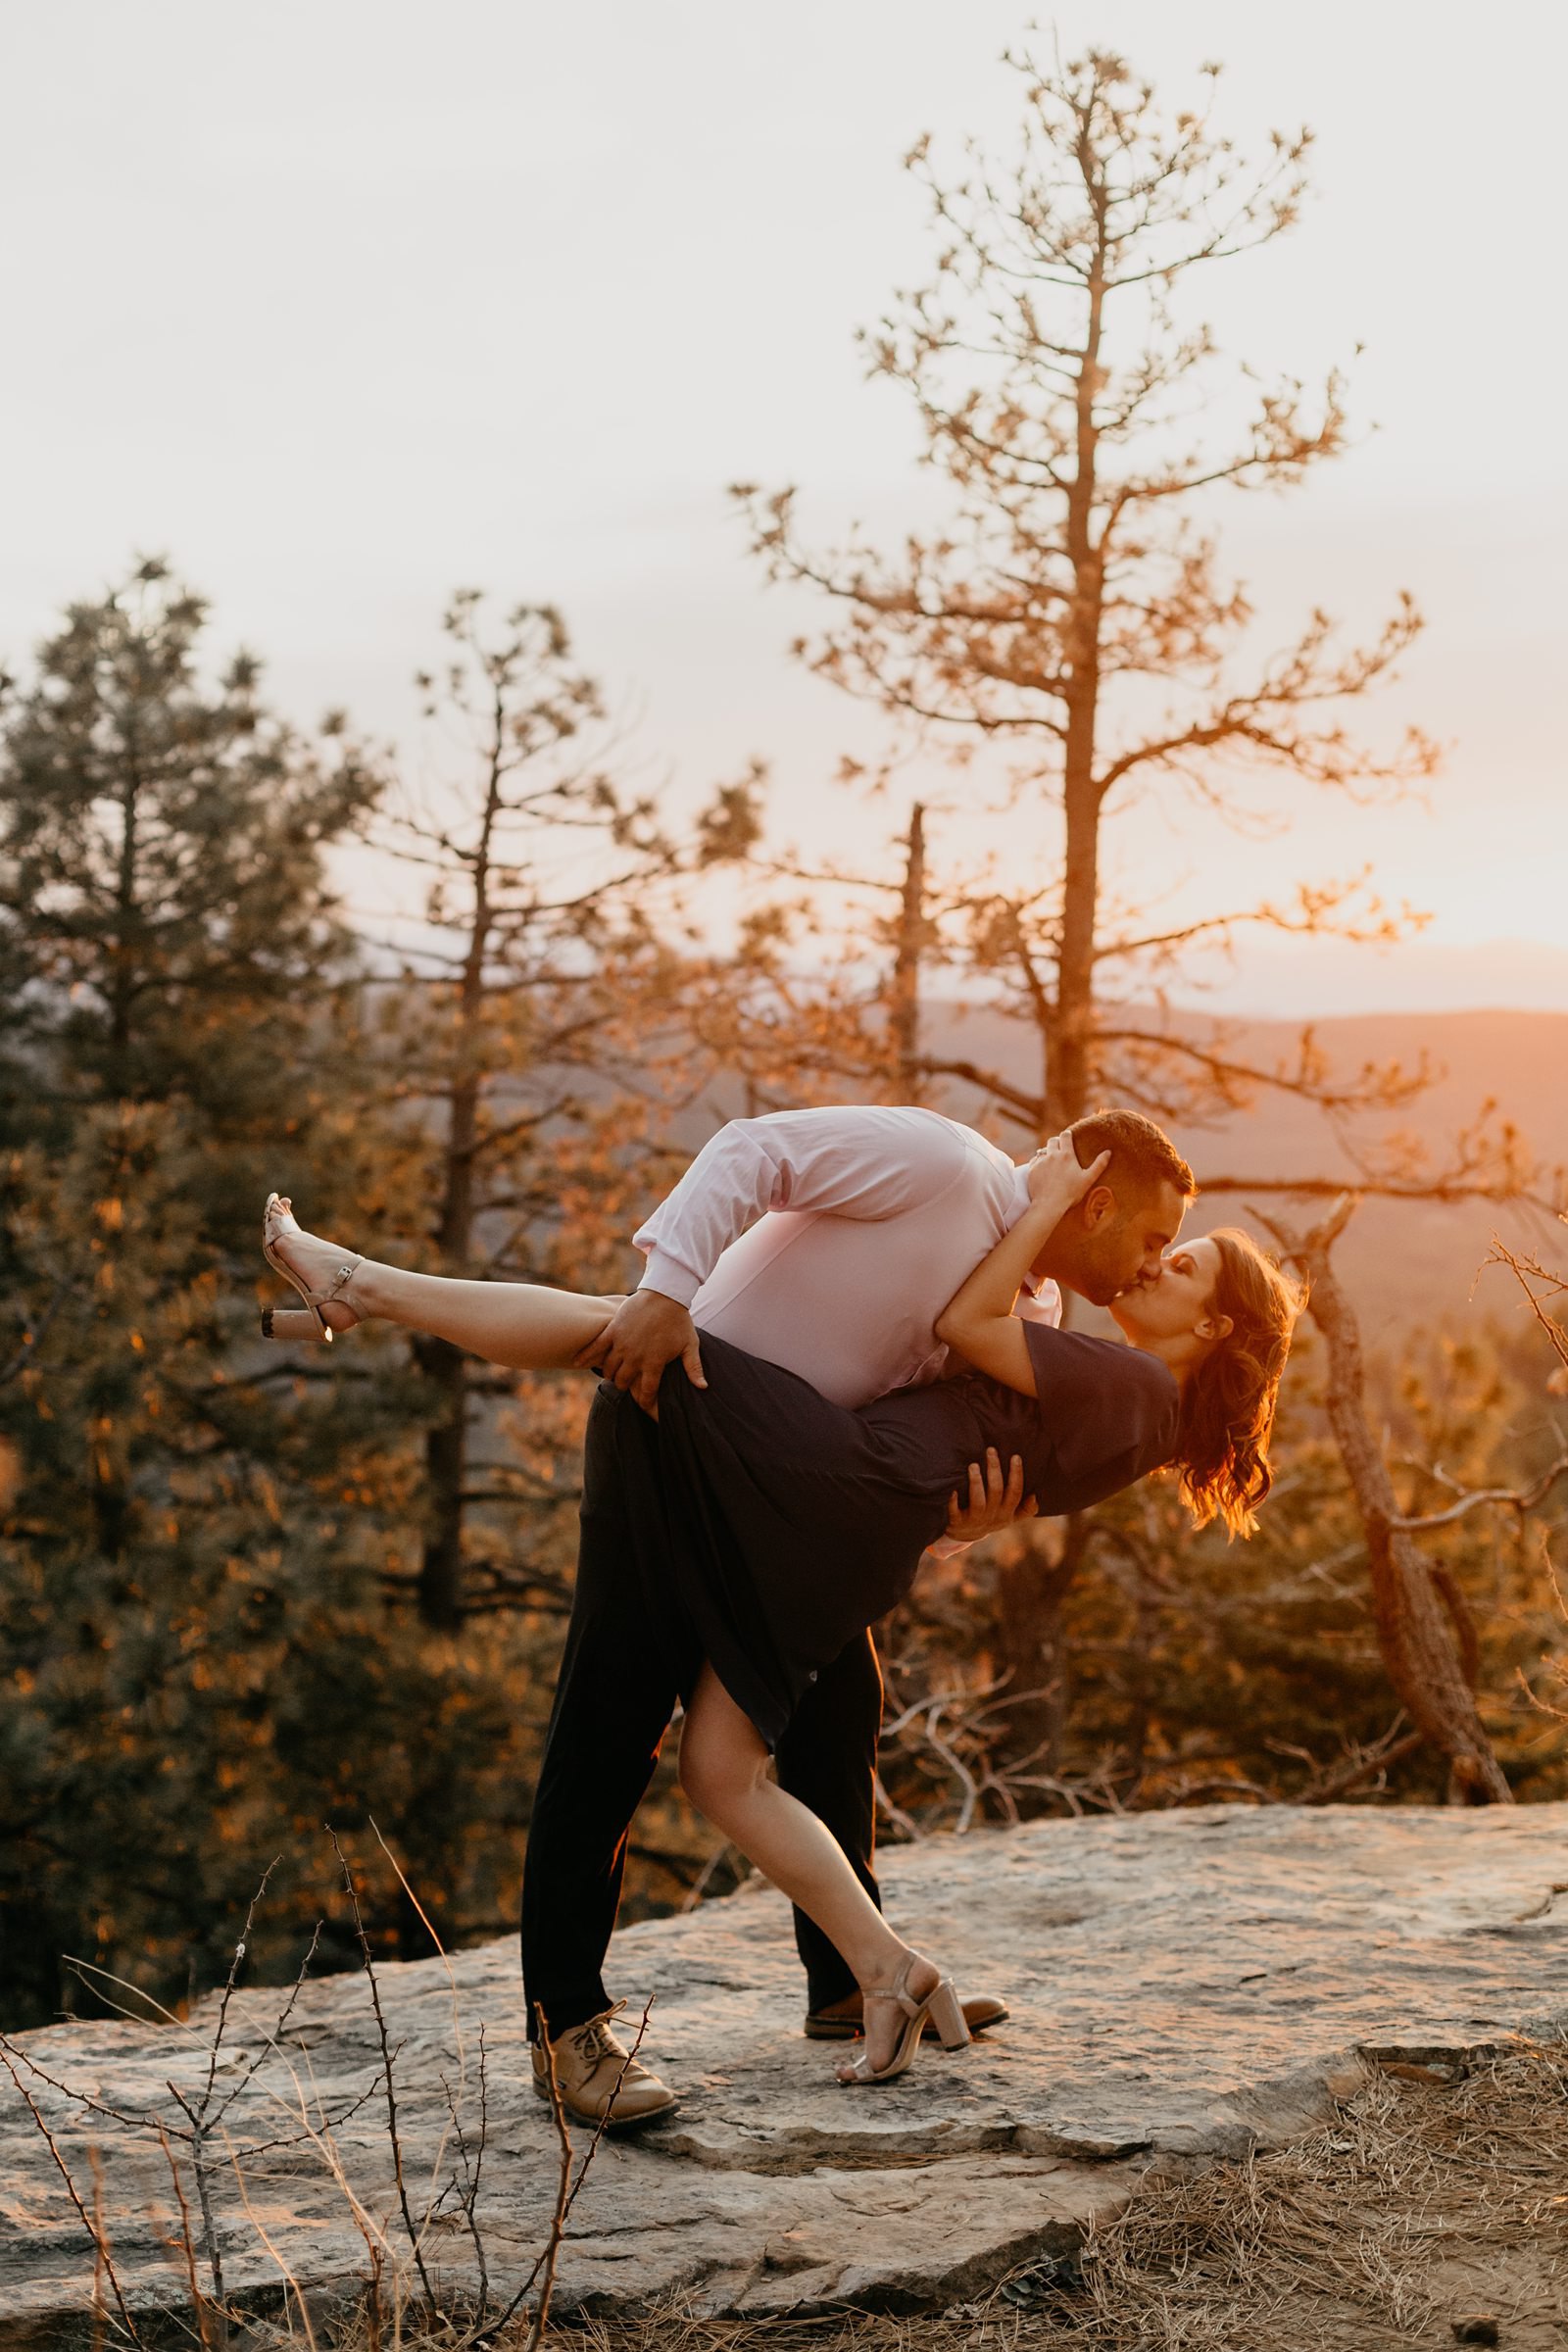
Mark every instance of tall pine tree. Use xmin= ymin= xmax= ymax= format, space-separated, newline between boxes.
xmin=0 ymin=563 xmax=424 ymax=2025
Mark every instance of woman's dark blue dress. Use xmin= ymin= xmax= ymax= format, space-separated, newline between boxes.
xmin=612 ymin=1319 xmax=1179 ymax=1750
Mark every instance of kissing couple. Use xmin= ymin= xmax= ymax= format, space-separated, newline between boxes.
xmin=261 ymin=1102 xmax=1299 ymax=2125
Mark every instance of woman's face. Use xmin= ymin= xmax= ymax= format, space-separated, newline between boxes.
xmin=1110 ymin=1235 xmax=1224 ymax=1345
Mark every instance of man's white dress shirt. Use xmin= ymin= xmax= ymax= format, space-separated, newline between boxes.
xmin=635 ymin=1104 xmax=1061 ymax=1410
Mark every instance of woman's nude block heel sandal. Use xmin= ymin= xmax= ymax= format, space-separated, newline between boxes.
xmin=836 ymin=1956 xmax=971 ymax=2086
xmin=261 ymin=1193 xmax=359 ymax=1345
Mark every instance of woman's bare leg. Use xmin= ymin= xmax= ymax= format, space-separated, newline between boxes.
xmin=678 ymin=1664 xmax=940 ymax=2077
xmin=353 ymin=1260 xmax=615 ymax=1368
xmin=266 ymin=1203 xmax=615 ymax=1368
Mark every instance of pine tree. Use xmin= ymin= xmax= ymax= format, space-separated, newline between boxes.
xmin=360 ymin=591 xmax=758 ymax=1627
xmin=0 ymin=559 xmax=375 ymax=1150
xmin=736 ymin=46 xmax=1433 ymax=1142
xmin=0 ymin=568 xmax=757 ymax=2022
xmin=0 ymin=562 xmax=430 ymax=2025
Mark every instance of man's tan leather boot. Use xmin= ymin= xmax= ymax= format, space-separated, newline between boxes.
xmin=531 ymin=2003 xmax=678 ymax=2130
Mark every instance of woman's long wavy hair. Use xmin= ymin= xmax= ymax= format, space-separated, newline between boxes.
xmin=1173 ymin=1228 xmax=1304 ymax=1540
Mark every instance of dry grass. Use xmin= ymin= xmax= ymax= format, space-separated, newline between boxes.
xmin=537 ymin=2036 xmax=1568 ymax=2352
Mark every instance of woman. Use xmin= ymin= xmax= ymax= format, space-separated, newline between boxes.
xmin=262 ymin=1137 xmax=1299 ymax=2085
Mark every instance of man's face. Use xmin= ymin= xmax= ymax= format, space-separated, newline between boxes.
xmin=1070 ymin=1178 xmax=1190 ymax=1307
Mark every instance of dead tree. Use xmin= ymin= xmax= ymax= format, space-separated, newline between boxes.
xmin=731 ymin=44 xmax=1464 ymax=1735
xmin=1258 ymin=1198 xmax=1512 ymax=1804
xmin=888 ymin=802 xmax=928 ymax=1100
xmin=737 ymin=43 xmax=1437 ymax=1143
xmin=374 ymin=594 xmax=678 ymax=1628
xmin=690 ymin=794 xmax=941 ymax=1113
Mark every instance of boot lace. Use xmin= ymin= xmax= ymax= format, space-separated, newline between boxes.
xmin=566 ymin=2000 xmax=628 ymax=2070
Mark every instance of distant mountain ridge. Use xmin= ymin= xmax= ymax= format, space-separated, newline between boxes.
xmin=1152 ymin=939 xmax=1568 ymax=1020
xmin=918 ymin=1004 xmax=1568 ymax=1339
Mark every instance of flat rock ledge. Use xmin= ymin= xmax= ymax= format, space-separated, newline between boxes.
xmin=3 ymin=1803 xmax=1566 ymax=2342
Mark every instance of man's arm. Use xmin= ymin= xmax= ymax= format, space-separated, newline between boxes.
xmin=585 ymin=1106 xmax=969 ymax=1413
xmin=634 ymin=1104 xmax=968 ymax=1305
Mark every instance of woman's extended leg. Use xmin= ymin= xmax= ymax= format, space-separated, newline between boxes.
xmin=678 ymin=1664 xmax=959 ymax=2080
xmin=263 ymin=1198 xmax=615 ymax=1368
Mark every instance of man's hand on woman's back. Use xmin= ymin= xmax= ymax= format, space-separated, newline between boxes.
xmin=576 ymin=1289 xmax=707 ymax=1417
xmin=944 ymin=1446 xmax=1038 ymax=1542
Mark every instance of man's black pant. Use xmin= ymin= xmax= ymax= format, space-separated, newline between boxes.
xmin=520 ymin=1383 xmax=884 ymax=2038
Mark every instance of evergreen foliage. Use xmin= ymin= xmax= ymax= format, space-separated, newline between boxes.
xmin=0 ymin=559 xmax=374 ymax=1131
xmin=0 ymin=562 xmax=1562 ymax=2035
xmin=0 ymin=569 xmax=558 ymax=2024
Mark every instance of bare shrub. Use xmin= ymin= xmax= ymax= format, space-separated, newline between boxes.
xmin=0 ymin=1838 xmax=631 ymax=2349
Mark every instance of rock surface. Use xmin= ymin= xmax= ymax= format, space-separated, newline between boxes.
xmin=3 ymin=1804 xmax=1566 ymax=2340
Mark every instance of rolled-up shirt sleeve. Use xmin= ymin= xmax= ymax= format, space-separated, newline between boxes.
xmin=635 ymin=1105 xmax=970 ymax=1305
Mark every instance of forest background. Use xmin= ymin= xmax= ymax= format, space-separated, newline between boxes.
xmin=3 ymin=19 xmax=1567 ymax=2032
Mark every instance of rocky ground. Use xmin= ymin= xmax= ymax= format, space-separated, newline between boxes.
xmin=2 ymin=1804 xmax=1565 ymax=2346
xmin=574 ymin=2034 xmax=1568 ymax=2352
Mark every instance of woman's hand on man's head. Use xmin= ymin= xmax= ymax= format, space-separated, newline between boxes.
xmin=1026 ymin=1133 xmax=1111 ymax=1215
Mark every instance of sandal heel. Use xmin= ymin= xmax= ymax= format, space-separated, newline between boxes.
xmin=261 ymin=1307 xmax=333 ymax=1344
xmin=835 ymin=1958 xmax=970 ymax=2086
xmin=927 ymin=1979 xmax=969 ymax=2051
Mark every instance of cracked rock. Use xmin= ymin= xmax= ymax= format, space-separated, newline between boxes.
xmin=1 ymin=1803 xmax=1564 ymax=2341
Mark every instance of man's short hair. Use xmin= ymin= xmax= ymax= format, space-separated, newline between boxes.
xmin=1067 ymin=1107 xmax=1196 ymax=1201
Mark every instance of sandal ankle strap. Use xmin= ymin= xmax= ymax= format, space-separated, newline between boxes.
xmin=862 ymin=1956 xmax=925 ymax=2019
xmin=322 ymin=1258 xmax=361 ymax=1305
xmin=862 ymin=1986 xmax=919 ymax=2018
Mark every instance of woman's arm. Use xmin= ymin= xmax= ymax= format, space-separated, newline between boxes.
xmin=934 ymin=1136 xmax=1109 ymax=1395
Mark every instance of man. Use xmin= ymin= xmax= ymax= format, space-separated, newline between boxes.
xmin=522 ymin=1102 xmax=1195 ymax=2126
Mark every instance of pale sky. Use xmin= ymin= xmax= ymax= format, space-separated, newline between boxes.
xmin=3 ymin=1 xmax=1565 ymax=1013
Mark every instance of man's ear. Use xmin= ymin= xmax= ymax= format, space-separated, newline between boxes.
xmin=1080 ymin=1184 xmax=1117 ymax=1230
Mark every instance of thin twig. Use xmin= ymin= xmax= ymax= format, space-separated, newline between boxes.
xmin=231 ymin=2055 xmax=393 ymax=2335
xmin=444 ymin=2025 xmax=491 ymax=2317
xmin=523 ymin=2005 xmax=573 ymax=2352
xmin=1299 ymin=1730 xmax=1425 ymax=1804
xmin=156 ymin=2125 xmax=214 ymax=2352
xmin=196 ymin=1860 xmax=279 ymax=2123
xmin=328 ymin=1827 xmax=438 ymax=2313
xmin=88 ymin=2151 xmax=118 ymax=2352
xmin=475 ymin=2000 xmax=655 ymax=2350
xmin=221 ymin=2137 xmax=318 ymax=2352
xmin=554 ymin=1998 xmax=657 ymax=2243
xmin=872 ymin=1773 xmax=925 ymax=1840
xmin=165 ymin=2082 xmax=226 ymax=2309
xmin=0 ymin=2034 xmax=172 ymax=2139
xmin=165 ymin=1874 xmax=294 ymax=2323
xmin=680 ymin=1840 xmax=741 ymax=1911
xmin=207 ymin=1919 xmax=322 ymax=2134
xmin=1486 ymin=1234 xmax=1568 ymax=1371
xmin=1390 ymin=1448 xmax=1568 ymax=1532
xmin=368 ymin=1816 xmax=465 ymax=2240
xmin=878 ymin=1674 xmax=1011 ymax=1740
xmin=62 ymin=1956 xmax=201 ymax=2035
xmin=919 ymin=1704 xmax=983 ymax=1833
xmin=0 ymin=2046 xmax=139 ymax=2343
